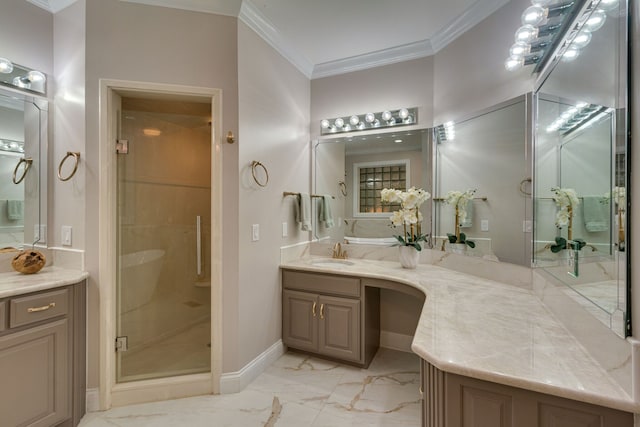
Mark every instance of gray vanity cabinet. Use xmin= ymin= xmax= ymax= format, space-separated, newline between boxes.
xmin=282 ymin=270 xmax=379 ymax=367
xmin=421 ymin=360 xmax=633 ymax=427
xmin=0 ymin=282 xmax=86 ymax=427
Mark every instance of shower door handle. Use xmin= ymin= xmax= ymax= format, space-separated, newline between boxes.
xmin=196 ymin=216 xmax=202 ymax=276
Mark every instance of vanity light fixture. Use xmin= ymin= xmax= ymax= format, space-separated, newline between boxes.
xmin=545 ymin=102 xmax=608 ymax=134
xmin=320 ymin=107 xmax=417 ymax=135
xmin=0 ymin=138 xmax=25 ymax=153
xmin=0 ymin=58 xmax=13 ymax=74
xmin=504 ymin=0 xmax=618 ymax=73
xmin=0 ymin=56 xmax=47 ymax=95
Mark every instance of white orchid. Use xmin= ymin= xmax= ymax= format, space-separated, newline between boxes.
xmin=551 ymin=187 xmax=580 ymax=227
xmin=444 ymin=189 xmax=476 ymax=220
xmin=611 ymin=186 xmax=626 ymax=206
xmin=381 ymin=187 xmax=431 ymax=249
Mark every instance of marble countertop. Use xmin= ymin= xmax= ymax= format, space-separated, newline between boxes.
xmin=0 ymin=266 xmax=89 ymax=299
xmin=280 ymin=257 xmax=638 ymax=414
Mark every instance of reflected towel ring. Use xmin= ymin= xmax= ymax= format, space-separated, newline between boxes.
xmin=519 ymin=177 xmax=532 ymax=196
xmin=12 ymin=157 xmax=33 ymax=185
xmin=338 ymin=180 xmax=347 ymax=197
xmin=58 ymin=151 xmax=80 ymax=182
xmin=251 ymin=160 xmax=269 ymax=187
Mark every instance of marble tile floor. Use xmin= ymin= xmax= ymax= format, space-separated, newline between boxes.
xmin=79 ymin=348 xmax=421 ymax=426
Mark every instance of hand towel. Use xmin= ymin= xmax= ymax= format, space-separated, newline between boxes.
xmin=296 ymin=193 xmax=312 ymax=231
xmin=319 ymin=195 xmax=334 ymax=228
xmin=7 ymin=200 xmax=23 ymax=221
xmin=459 ymin=199 xmax=473 ymax=228
xmin=582 ymin=196 xmax=609 ymax=232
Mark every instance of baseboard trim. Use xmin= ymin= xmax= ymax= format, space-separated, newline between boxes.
xmin=380 ymin=331 xmax=414 ymax=353
xmin=86 ymin=388 xmax=100 ymax=413
xmin=220 ymin=340 xmax=285 ymax=394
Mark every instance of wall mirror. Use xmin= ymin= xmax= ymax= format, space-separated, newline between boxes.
xmin=533 ymin=0 xmax=628 ymax=335
xmin=0 ymin=87 xmax=47 ymax=248
xmin=433 ymin=96 xmax=532 ymax=266
xmin=313 ymin=129 xmax=431 ymax=245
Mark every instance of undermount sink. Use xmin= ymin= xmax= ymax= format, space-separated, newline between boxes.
xmin=309 ymin=258 xmax=355 ymax=267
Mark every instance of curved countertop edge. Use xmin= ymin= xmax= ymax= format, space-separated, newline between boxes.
xmin=0 ymin=267 xmax=89 ymax=299
xmin=280 ymin=257 xmax=639 ymax=414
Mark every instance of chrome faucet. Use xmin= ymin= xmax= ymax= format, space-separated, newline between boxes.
xmin=331 ymin=242 xmax=348 ymax=259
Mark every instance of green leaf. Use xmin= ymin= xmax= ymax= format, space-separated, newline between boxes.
xmin=459 ymin=232 xmax=467 ymax=242
xmin=446 ymin=233 xmax=457 ymax=243
xmin=466 ymin=240 xmax=476 ymax=248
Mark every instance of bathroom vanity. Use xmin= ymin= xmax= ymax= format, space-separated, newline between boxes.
xmin=280 ymin=257 xmax=636 ymax=426
xmin=0 ymin=269 xmax=87 ymax=427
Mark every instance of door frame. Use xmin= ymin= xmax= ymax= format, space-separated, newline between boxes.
xmin=98 ymin=79 xmax=223 ymax=409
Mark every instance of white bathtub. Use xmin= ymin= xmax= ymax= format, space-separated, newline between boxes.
xmin=344 ymin=236 xmax=397 ymax=246
xmin=120 ymin=249 xmax=165 ymax=313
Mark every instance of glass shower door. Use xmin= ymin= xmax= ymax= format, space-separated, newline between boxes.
xmin=115 ymin=96 xmax=212 ymax=383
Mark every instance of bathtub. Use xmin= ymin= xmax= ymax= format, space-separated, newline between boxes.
xmin=344 ymin=236 xmax=397 ymax=246
xmin=120 ymin=249 xmax=165 ymax=313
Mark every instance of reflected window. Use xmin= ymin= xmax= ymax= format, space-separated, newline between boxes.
xmin=354 ymin=160 xmax=408 ymax=215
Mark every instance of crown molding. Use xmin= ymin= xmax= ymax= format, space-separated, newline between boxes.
xmin=239 ymin=0 xmax=314 ymax=79
xmin=119 ymin=0 xmax=241 ymax=17
xmin=430 ymin=0 xmax=510 ymax=52
xmin=26 ymin=0 xmax=77 ymax=13
xmin=311 ymin=39 xmax=434 ymax=80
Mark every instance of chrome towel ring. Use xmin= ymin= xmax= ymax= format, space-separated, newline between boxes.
xmin=12 ymin=157 xmax=32 ymax=184
xmin=251 ymin=160 xmax=269 ymax=187
xmin=58 ymin=151 xmax=80 ymax=182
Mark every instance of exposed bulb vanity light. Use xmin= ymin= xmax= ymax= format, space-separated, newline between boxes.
xmin=562 ymin=45 xmax=581 ymax=61
xmin=522 ymin=5 xmax=548 ymax=26
xmin=320 ymin=107 xmax=418 ymax=135
xmin=26 ymin=70 xmax=45 ymax=83
xmin=546 ymin=102 xmax=606 ymax=133
xmin=510 ymin=41 xmax=531 ymax=58
xmin=515 ymin=24 xmax=539 ymax=43
xmin=597 ymin=0 xmax=619 ymax=11
xmin=0 ymin=58 xmax=13 ymax=74
xmin=583 ymin=9 xmax=606 ymax=32
xmin=572 ymin=30 xmax=592 ymax=48
xmin=12 ymin=76 xmax=30 ymax=89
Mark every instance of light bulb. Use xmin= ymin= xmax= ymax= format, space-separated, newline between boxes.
xmin=404 ymin=115 xmax=413 ymax=124
xmin=349 ymin=115 xmax=360 ymax=126
xmin=505 ymin=57 xmax=524 ymax=71
xmin=509 ymin=42 xmax=531 ymax=58
xmin=521 ymin=5 xmax=548 ymax=26
xmin=365 ymin=112 xmax=375 ymax=123
xmin=12 ymin=76 xmax=30 ymax=89
xmin=343 ymin=124 xmax=351 ymax=132
xmin=334 ymin=118 xmax=344 ymax=128
xmin=398 ymin=108 xmax=409 ymax=119
xmin=381 ymin=111 xmax=393 ymax=122
xmin=562 ymin=46 xmax=581 ymax=61
xmin=598 ymin=0 xmax=619 ymax=11
xmin=357 ymin=122 xmax=365 ymax=130
xmin=373 ymin=119 xmax=380 ymax=127
xmin=515 ymin=25 xmax=539 ymax=43
xmin=0 ymin=58 xmax=13 ymax=74
xmin=26 ymin=70 xmax=45 ymax=83
xmin=584 ymin=9 xmax=606 ymax=32
xmin=572 ymin=30 xmax=592 ymax=48
xmin=320 ymin=119 xmax=330 ymax=129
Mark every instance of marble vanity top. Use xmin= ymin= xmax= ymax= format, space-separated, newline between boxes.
xmin=0 ymin=266 xmax=88 ymax=299
xmin=281 ymin=257 xmax=638 ymax=413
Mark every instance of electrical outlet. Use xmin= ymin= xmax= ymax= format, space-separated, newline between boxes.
xmin=481 ymin=219 xmax=489 ymax=232
xmin=62 ymin=226 xmax=72 ymax=246
xmin=252 ymin=224 xmax=260 ymax=241
xmin=282 ymin=222 xmax=288 ymax=237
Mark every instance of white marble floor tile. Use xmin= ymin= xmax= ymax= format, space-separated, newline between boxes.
xmin=79 ymin=348 xmax=421 ymax=427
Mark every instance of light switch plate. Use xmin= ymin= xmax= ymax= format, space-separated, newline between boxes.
xmin=62 ymin=226 xmax=72 ymax=246
xmin=252 ymin=224 xmax=260 ymax=241
xmin=282 ymin=222 xmax=288 ymax=237
xmin=481 ymin=219 xmax=489 ymax=232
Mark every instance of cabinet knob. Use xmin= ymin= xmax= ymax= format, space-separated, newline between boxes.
xmin=320 ymin=303 xmax=325 ymax=320
xmin=312 ymin=301 xmax=317 ymax=317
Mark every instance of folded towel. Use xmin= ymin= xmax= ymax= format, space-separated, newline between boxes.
xmin=459 ymin=199 xmax=473 ymax=228
xmin=7 ymin=200 xmax=23 ymax=221
xmin=319 ymin=195 xmax=334 ymax=228
xmin=295 ymin=193 xmax=312 ymax=231
xmin=582 ymin=196 xmax=609 ymax=232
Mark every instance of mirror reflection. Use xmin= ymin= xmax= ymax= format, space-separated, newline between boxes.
xmin=533 ymin=0 xmax=627 ymax=334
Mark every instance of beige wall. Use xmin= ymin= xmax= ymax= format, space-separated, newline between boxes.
xmin=84 ymin=0 xmax=239 ymax=385
xmin=237 ymin=22 xmax=311 ymax=369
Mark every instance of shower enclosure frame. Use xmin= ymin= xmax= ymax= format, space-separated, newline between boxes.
xmin=98 ymin=79 xmax=223 ymax=409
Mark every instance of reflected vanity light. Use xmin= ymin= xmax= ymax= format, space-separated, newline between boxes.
xmin=436 ymin=121 xmax=455 ymax=142
xmin=545 ymin=102 xmax=609 ymax=134
xmin=504 ymin=0 xmax=615 ymax=72
xmin=0 ymin=139 xmax=25 ymax=154
xmin=320 ymin=107 xmax=417 ymax=135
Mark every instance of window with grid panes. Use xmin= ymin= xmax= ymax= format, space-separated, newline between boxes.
xmin=356 ymin=162 xmax=407 ymax=214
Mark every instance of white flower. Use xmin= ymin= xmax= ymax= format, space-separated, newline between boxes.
xmin=612 ymin=186 xmax=626 ymax=206
xmin=551 ymin=187 xmax=580 ymax=227
xmin=444 ymin=189 xmax=476 ymax=220
xmin=381 ymin=188 xmax=402 ymax=204
xmin=389 ymin=210 xmax=404 ymax=226
xmin=556 ymin=208 xmax=570 ymax=227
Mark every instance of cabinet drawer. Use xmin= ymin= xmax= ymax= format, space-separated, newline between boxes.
xmin=0 ymin=301 xmax=5 ymax=332
xmin=283 ymin=270 xmax=360 ymax=297
xmin=10 ymin=289 xmax=69 ymax=328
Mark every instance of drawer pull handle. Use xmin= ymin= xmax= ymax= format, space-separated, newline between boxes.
xmin=320 ymin=303 xmax=325 ymax=320
xmin=27 ymin=302 xmax=56 ymax=313
xmin=312 ymin=301 xmax=317 ymax=317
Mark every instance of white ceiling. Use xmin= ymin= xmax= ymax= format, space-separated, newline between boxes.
xmin=27 ymin=0 xmax=510 ymax=79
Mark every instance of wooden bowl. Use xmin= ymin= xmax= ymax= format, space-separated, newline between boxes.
xmin=12 ymin=250 xmax=46 ymax=274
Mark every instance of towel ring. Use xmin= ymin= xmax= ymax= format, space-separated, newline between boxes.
xmin=338 ymin=180 xmax=347 ymax=197
xmin=12 ymin=157 xmax=33 ymax=185
xmin=251 ymin=160 xmax=269 ymax=187
xmin=519 ymin=177 xmax=532 ymax=196
xmin=58 ymin=151 xmax=81 ymax=182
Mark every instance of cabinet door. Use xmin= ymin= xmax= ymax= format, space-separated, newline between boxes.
xmin=318 ymin=295 xmax=360 ymax=362
xmin=283 ymin=290 xmax=318 ymax=352
xmin=0 ymin=319 xmax=69 ymax=427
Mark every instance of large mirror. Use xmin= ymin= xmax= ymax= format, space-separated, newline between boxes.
xmin=533 ymin=0 xmax=628 ymax=335
xmin=0 ymin=88 xmax=47 ymax=248
xmin=433 ymin=96 xmax=531 ymax=266
xmin=313 ymin=129 xmax=431 ymax=245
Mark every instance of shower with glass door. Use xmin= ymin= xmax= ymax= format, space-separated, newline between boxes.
xmin=115 ymin=96 xmax=212 ymax=383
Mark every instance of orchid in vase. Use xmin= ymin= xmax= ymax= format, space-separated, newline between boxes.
xmin=444 ymin=189 xmax=476 ymax=248
xmin=549 ymin=187 xmax=585 ymax=252
xmin=381 ymin=187 xmax=431 ymax=251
